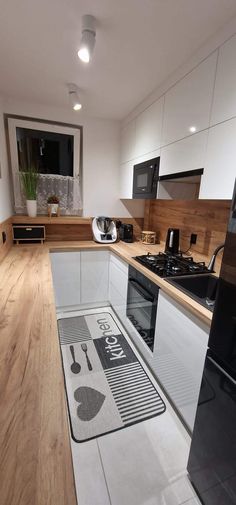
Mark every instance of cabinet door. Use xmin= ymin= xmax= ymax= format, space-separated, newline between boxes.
xmin=199 ymin=119 xmax=236 ymax=200
xmin=120 ymin=160 xmax=133 ymax=198
xmin=153 ymin=291 xmax=209 ymax=431
xmin=109 ymin=254 xmax=128 ymax=321
xmin=135 ymin=97 xmax=164 ymax=158
xmin=159 ymin=130 xmax=208 ymax=176
xmin=120 ymin=120 xmax=136 ymax=163
xmin=211 ymin=34 xmax=236 ymax=125
xmin=81 ymin=251 xmax=109 ymax=304
xmin=162 ymin=52 xmax=217 ymax=145
xmin=50 ymin=252 xmax=81 ymax=308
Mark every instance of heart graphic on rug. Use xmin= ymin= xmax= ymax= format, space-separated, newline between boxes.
xmin=74 ymin=386 xmax=106 ymax=421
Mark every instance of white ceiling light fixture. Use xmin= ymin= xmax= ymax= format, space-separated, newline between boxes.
xmin=189 ymin=126 xmax=197 ymax=133
xmin=78 ymin=14 xmax=96 ymax=63
xmin=68 ymin=83 xmax=82 ymax=111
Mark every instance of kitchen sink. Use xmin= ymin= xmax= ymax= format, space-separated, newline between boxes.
xmin=166 ymin=274 xmax=219 ymax=311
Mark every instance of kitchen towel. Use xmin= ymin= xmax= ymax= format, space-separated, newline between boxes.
xmin=58 ymin=309 xmax=166 ymax=442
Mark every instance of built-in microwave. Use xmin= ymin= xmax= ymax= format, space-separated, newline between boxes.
xmin=132 ymin=157 xmax=160 ymax=199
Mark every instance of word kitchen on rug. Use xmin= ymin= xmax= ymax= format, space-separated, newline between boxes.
xmin=58 ymin=309 xmax=166 ymax=442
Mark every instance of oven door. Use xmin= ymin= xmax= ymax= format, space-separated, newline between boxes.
xmin=126 ymin=265 xmax=159 ymax=352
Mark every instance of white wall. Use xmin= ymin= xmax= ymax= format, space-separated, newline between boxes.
xmin=0 ymin=97 xmax=13 ymax=221
xmin=2 ymin=97 xmax=144 ymax=218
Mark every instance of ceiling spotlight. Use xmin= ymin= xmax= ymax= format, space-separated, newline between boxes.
xmin=68 ymin=83 xmax=82 ymax=111
xmin=189 ymin=126 xmax=197 ymax=133
xmin=78 ymin=14 xmax=96 ymax=63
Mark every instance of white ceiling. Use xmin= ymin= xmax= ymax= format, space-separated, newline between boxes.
xmin=1 ymin=0 xmax=236 ymax=120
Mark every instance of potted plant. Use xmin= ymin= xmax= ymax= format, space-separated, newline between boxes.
xmin=47 ymin=195 xmax=60 ymax=217
xmin=20 ymin=166 xmax=39 ymax=218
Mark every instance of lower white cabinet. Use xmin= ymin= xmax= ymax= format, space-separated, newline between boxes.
xmin=80 ymin=250 xmax=109 ymax=304
xmin=109 ymin=253 xmax=128 ymax=322
xmin=153 ymin=291 xmax=209 ymax=431
xmin=50 ymin=251 xmax=81 ymax=308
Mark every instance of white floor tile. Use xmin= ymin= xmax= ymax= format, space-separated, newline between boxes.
xmin=71 ymin=438 xmax=111 ymax=505
xmin=98 ymin=410 xmax=195 ymax=505
xmin=181 ymin=497 xmax=202 ymax=505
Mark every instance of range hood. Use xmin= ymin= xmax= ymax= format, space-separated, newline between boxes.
xmin=157 ymin=168 xmax=203 ymax=200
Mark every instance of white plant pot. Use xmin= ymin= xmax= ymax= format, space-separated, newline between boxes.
xmin=26 ymin=200 xmax=37 ymax=218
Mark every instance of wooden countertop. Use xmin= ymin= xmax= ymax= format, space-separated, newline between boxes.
xmin=0 ymin=240 xmax=213 ymax=505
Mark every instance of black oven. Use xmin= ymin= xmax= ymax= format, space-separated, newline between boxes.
xmin=132 ymin=156 xmax=160 ymax=199
xmin=126 ymin=265 xmax=159 ymax=352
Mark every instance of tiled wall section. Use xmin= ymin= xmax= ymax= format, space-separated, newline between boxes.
xmin=0 ymin=217 xmax=12 ymax=262
xmin=144 ymin=199 xmax=230 ymax=261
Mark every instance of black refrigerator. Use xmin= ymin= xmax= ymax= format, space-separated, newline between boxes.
xmin=187 ymin=182 xmax=236 ymax=505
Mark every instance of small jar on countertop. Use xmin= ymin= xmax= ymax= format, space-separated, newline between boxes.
xmin=141 ymin=230 xmax=156 ymax=245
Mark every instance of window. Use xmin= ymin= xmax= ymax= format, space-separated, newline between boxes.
xmin=7 ymin=116 xmax=82 ymax=215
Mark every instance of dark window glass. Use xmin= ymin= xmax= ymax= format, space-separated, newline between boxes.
xmin=16 ymin=127 xmax=74 ymax=176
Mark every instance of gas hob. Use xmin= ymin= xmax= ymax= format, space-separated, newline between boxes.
xmin=134 ymin=252 xmax=209 ymax=278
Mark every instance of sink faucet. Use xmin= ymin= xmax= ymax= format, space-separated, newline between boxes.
xmin=207 ymin=243 xmax=225 ymax=272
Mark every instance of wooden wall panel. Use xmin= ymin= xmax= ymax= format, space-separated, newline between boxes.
xmin=0 ymin=217 xmax=13 ymax=262
xmin=145 ymin=199 xmax=231 ymax=262
xmin=45 ymin=217 xmax=144 ymax=242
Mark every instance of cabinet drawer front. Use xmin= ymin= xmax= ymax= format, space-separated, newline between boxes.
xmin=13 ymin=225 xmax=45 ymax=240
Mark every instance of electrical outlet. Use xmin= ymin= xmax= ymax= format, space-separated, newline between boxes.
xmin=190 ymin=233 xmax=197 ymax=245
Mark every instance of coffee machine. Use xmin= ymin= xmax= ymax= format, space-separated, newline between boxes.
xmin=92 ymin=216 xmax=117 ymax=243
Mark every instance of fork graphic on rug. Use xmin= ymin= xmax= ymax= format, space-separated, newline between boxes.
xmin=81 ymin=343 xmax=93 ymax=371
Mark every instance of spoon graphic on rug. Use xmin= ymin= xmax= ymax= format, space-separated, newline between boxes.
xmin=70 ymin=345 xmax=81 ymax=374
xmin=81 ymin=343 xmax=93 ymax=371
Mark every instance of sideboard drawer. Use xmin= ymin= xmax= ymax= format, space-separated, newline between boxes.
xmin=13 ymin=225 xmax=46 ymax=243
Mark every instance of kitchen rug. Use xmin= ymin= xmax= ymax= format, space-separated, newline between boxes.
xmin=58 ymin=309 xmax=166 ymax=442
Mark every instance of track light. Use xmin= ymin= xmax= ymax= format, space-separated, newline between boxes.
xmin=68 ymin=83 xmax=82 ymax=111
xmin=78 ymin=15 xmax=96 ymax=63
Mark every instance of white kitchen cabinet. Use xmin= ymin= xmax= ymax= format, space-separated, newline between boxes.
xmin=162 ymin=52 xmax=217 ymax=146
xmin=120 ymin=160 xmax=134 ymax=198
xmin=80 ymin=250 xmax=109 ymax=304
xmin=50 ymin=251 xmax=81 ymax=309
xmin=120 ymin=120 xmax=136 ymax=163
xmin=135 ymin=97 xmax=164 ymax=158
xmin=109 ymin=253 xmax=128 ymax=323
xmin=199 ymin=118 xmax=236 ymax=199
xmin=153 ymin=291 xmax=209 ymax=431
xmin=159 ymin=130 xmax=208 ymax=176
xmin=211 ymin=34 xmax=236 ymax=125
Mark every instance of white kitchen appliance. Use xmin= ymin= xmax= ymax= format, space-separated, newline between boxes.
xmin=92 ymin=216 xmax=117 ymax=243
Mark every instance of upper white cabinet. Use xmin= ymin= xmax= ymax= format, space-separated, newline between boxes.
xmin=50 ymin=252 xmax=81 ymax=309
xmin=120 ymin=160 xmax=134 ymax=198
xmin=135 ymin=97 xmax=164 ymax=158
xmin=199 ymin=118 xmax=236 ymax=200
xmin=162 ymin=52 xmax=217 ymax=146
xmin=211 ymin=34 xmax=236 ymax=126
xmin=120 ymin=120 xmax=136 ymax=163
xmin=80 ymin=251 xmax=109 ymax=304
xmin=159 ymin=130 xmax=208 ymax=176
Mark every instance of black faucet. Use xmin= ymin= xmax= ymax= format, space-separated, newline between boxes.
xmin=207 ymin=243 xmax=225 ymax=272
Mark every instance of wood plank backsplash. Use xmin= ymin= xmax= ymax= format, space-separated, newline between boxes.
xmin=144 ymin=199 xmax=231 ymax=260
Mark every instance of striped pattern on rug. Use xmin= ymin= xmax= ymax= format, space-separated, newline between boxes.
xmin=105 ymin=362 xmax=165 ymax=424
xmin=58 ymin=316 xmax=92 ymax=345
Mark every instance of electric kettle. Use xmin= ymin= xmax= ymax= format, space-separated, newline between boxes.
xmin=165 ymin=228 xmax=180 ymax=255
